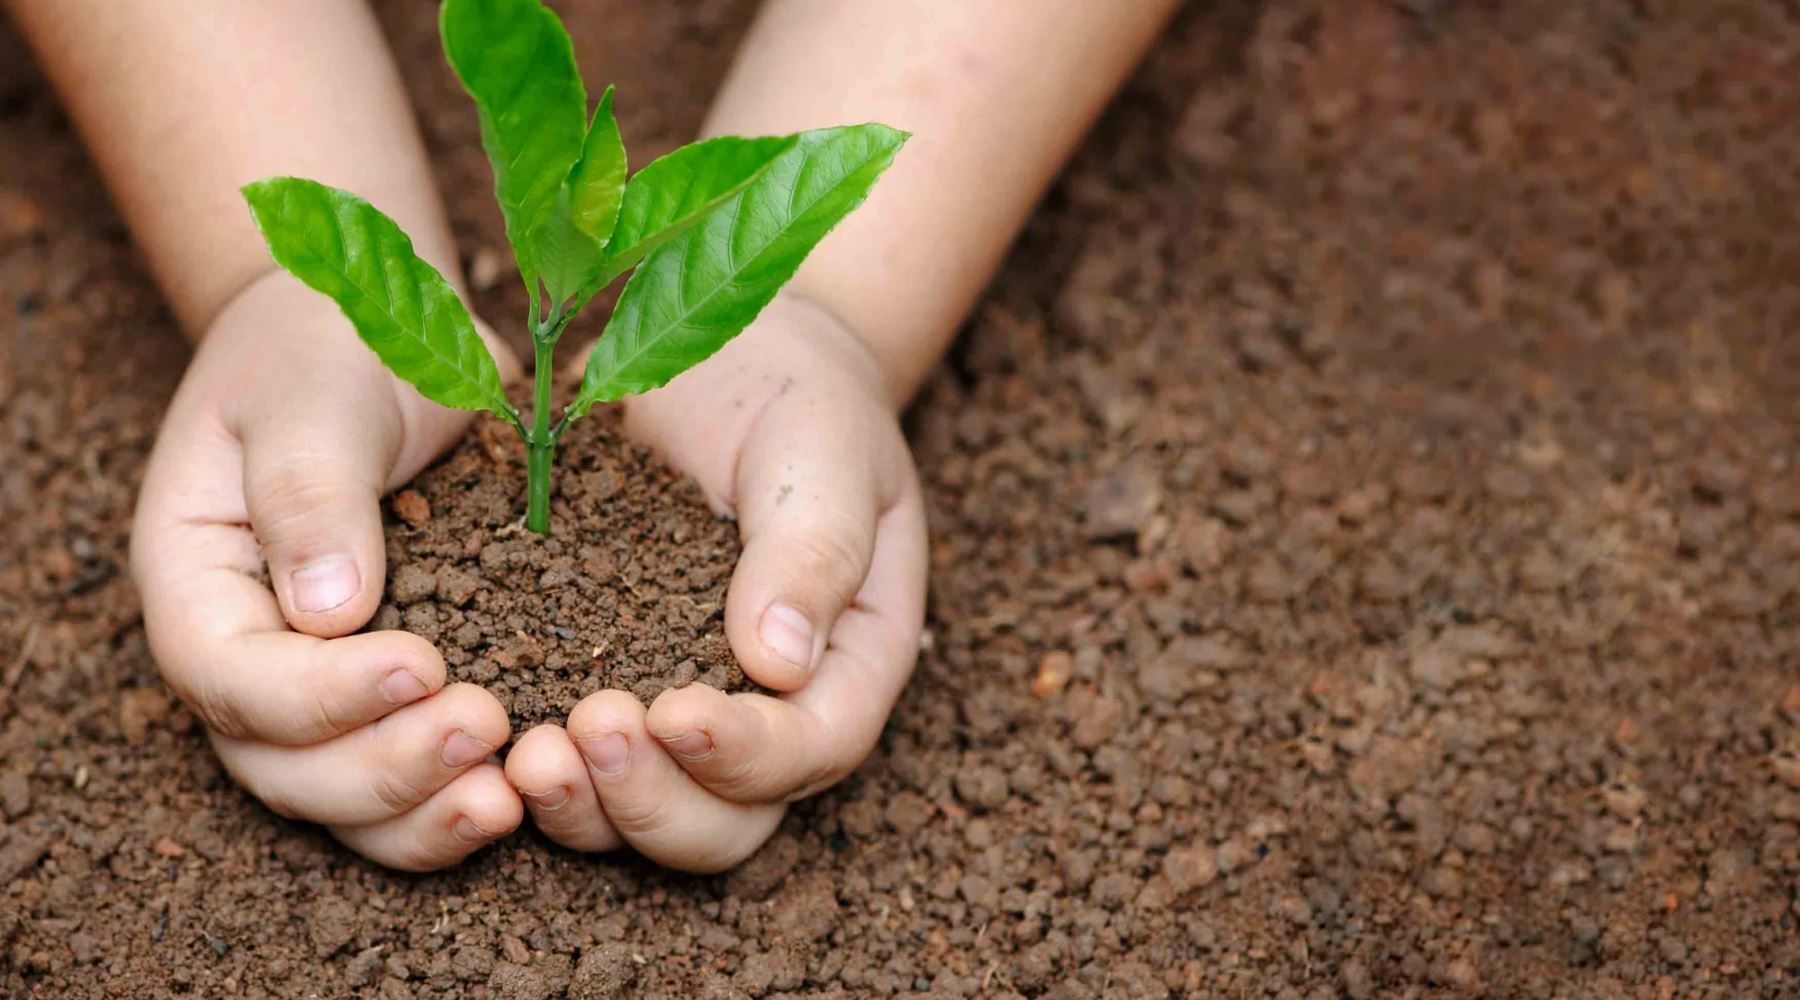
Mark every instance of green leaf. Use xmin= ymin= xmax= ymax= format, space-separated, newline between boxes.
xmin=588 ymin=134 xmax=798 ymax=293
xmin=536 ymin=87 xmax=627 ymax=306
xmin=440 ymin=0 xmax=587 ymax=285
xmin=566 ymin=87 xmax=626 ymax=246
xmin=568 ymin=124 xmax=906 ymax=416
xmin=242 ymin=177 xmax=512 ymax=416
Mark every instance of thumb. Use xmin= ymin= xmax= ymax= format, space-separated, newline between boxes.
xmin=242 ymin=397 xmax=397 ymax=638
xmin=724 ymin=404 xmax=896 ymax=692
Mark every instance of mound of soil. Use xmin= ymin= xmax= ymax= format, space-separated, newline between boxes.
xmin=376 ymin=409 xmax=744 ymax=728
xmin=4 ymin=0 xmax=1800 ymax=997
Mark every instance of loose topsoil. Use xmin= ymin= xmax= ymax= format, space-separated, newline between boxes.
xmin=379 ymin=411 xmax=744 ymax=727
xmin=4 ymin=1 xmax=1800 ymax=997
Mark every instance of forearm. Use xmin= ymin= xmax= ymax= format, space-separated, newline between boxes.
xmin=703 ymin=0 xmax=1178 ymax=404
xmin=4 ymin=0 xmax=462 ymax=339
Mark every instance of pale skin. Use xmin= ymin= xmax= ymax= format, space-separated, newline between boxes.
xmin=5 ymin=0 xmax=1179 ymax=871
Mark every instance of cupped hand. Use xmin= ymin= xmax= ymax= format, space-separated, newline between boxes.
xmin=131 ymin=270 xmax=525 ymax=871
xmin=505 ymin=293 xmax=928 ymax=872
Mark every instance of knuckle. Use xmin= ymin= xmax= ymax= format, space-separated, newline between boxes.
xmin=183 ymin=677 xmax=249 ymax=741
xmin=307 ymin=684 xmax=356 ymax=742
xmin=602 ymin=791 xmax=672 ymax=836
xmin=364 ymin=766 xmax=426 ymax=816
xmin=787 ymin=527 xmax=868 ymax=602
xmin=249 ymin=458 xmax=366 ymax=538
xmin=705 ymin=754 xmax=768 ymax=798
xmin=790 ymin=754 xmax=849 ymax=803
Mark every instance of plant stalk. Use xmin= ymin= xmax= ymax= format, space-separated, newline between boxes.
xmin=524 ymin=332 xmax=557 ymax=534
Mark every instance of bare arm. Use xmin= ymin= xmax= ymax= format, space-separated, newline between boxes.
xmin=705 ymin=0 xmax=1181 ymax=403
xmin=3 ymin=0 xmax=466 ymax=338
xmin=4 ymin=0 xmax=525 ymax=871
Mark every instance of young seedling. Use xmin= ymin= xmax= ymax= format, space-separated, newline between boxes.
xmin=243 ymin=0 xmax=904 ymax=534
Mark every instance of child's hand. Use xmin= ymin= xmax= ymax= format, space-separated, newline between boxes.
xmin=131 ymin=272 xmax=524 ymax=871
xmin=505 ymin=293 xmax=928 ymax=871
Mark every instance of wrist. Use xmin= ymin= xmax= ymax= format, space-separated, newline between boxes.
xmin=628 ymin=291 xmax=890 ymax=420
xmin=204 ymin=265 xmax=524 ymax=385
xmin=620 ymin=291 xmax=897 ymax=496
xmin=768 ymin=290 xmax=897 ymax=409
xmin=197 ymin=269 xmax=523 ymax=467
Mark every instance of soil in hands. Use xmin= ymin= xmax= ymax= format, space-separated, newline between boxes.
xmin=376 ymin=407 xmax=746 ymax=728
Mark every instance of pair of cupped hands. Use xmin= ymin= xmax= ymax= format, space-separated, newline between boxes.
xmin=131 ymin=271 xmax=925 ymax=872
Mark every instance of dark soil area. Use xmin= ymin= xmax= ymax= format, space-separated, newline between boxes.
xmin=5 ymin=1 xmax=1800 ymax=997
xmin=379 ymin=410 xmax=743 ymax=727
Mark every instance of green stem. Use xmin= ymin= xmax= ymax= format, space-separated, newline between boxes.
xmin=525 ymin=333 xmax=557 ymax=535
xmin=525 ymin=436 xmax=553 ymax=533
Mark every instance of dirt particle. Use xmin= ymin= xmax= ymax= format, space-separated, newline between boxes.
xmin=724 ymin=833 xmax=800 ymax=899
xmin=389 ymin=563 xmax=438 ymax=605
xmin=1408 ymin=641 xmax=1469 ymax=690
xmin=768 ymin=873 xmax=840 ymax=942
xmin=1081 ymin=460 xmax=1162 ymax=541
xmin=391 ymin=489 xmax=431 ymax=528
xmin=1215 ymin=836 xmax=1259 ymax=875
xmin=1162 ymin=846 xmax=1219 ymax=893
xmin=1032 ymin=650 xmax=1073 ymax=697
xmin=434 ymin=565 xmax=482 ymax=607
xmin=489 ymin=962 xmax=551 ymax=1000
xmin=735 ymin=946 xmax=805 ymax=994
xmin=1771 ymin=749 xmax=1800 ymax=789
xmin=1602 ymin=779 xmax=1648 ymax=820
xmin=954 ymin=765 xmax=1010 ymax=810
xmin=1070 ymin=695 xmax=1123 ymax=749
xmin=0 ymin=772 xmax=28 ymax=819
xmin=883 ymin=791 xmax=933 ymax=837
xmin=346 ymin=947 xmax=384 ymax=988
xmin=309 ymin=897 xmax=357 ymax=958
xmin=570 ymin=944 xmax=637 ymax=999
xmin=118 ymin=686 xmax=170 ymax=745
xmin=1443 ymin=956 xmax=1482 ymax=993
xmin=0 ymin=831 xmax=48 ymax=885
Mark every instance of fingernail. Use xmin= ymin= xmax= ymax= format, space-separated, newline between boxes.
xmin=658 ymin=730 xmax=714 ymax=761
xmin=523 ymin=786 xmax=570 ymax=812
xmin=379 ymin=669 xmax=429 ymax=705
xmin=577 ymin=733 xmax=631 ymax=777
xmin=761 ymin=603 xmax=815 ymax=670
xmin=440 ymin=729 xmax=493 ymax=768
xmin=451 ymin=816 xmax=490 ymax=843
xmin=290 ymin=555 xmax=359 ymax=614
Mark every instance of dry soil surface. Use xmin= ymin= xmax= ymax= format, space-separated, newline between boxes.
xmin=3 ymin=1 xmax=1800 ymax=997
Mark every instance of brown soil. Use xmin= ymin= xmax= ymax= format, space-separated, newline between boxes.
xmin=379 ymin=410 xmax=743 ymax=728
xmin=5 ymin=1 xmax=1800 ymax=998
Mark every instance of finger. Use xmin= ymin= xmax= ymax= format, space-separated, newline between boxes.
xmin=567 ymin=691 xmax=784 ymax=873
xmin=165 ymin=626 xmax=445 ymax=746
xmin=504 ymin=724 xmax=622 ymax=852
xmin=138 ymin=472 xmax=444 ymax=745
xmin=646 ymin=685 xmax=836 ymax=803
xmin=240 ymin=392 xmax=399 ymax=638
xmin=134 ymin=407 xmax=442 ymax=745
xmin=724 ymin=406 xmax=906 ymax=692
xmin=212 ymin=683 xmax=510 ymax=826
xmin=655 ymin=477 xmax=928 ymax=803
xmin=329 ymin=764 xmax=522 ymax=872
